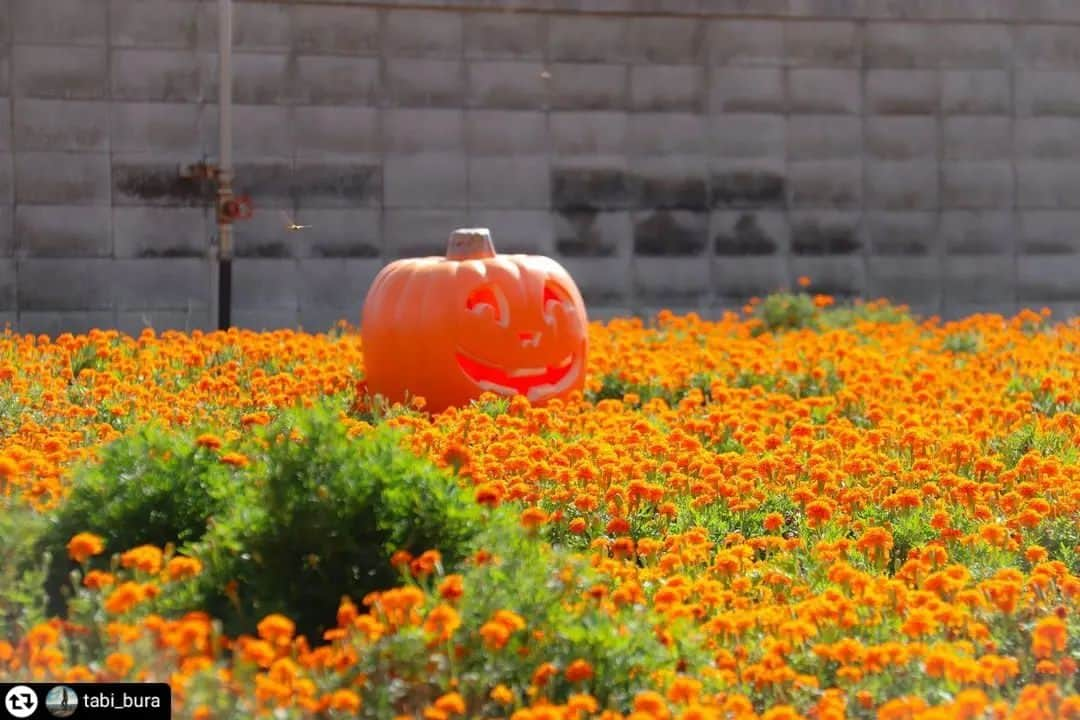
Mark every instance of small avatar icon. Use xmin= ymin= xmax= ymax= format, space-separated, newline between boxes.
xmin=45 ymin=685 xmax=78 ymax=718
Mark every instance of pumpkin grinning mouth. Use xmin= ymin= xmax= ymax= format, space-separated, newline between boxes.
xmin=456 ymin=351 xmax=576 ymax=398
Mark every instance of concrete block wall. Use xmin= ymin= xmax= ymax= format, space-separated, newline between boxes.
xmin=5 ymin=0 xmax=1080 ymax=333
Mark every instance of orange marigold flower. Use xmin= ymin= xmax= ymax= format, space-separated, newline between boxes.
xmin=433 ymin=692 xmax=466 ymax=716
xmin=325 ymin=689 xmax=362 ymax=713
xmin=83 ymin=570 xmax=116 ymax=590
xmin=424 ymin=604 xmax=461 ymax=643
xmin=257 ymin=614 xmax=296 ymax=646
xmin=104 ymin=582 xmax=147 ymax=615
xmin=438 ymin=574 xmax=464 ymax=601
xmin=565 ymin=659 xmax=594 ymax=683
xmin=490 ymin=684 xmax=514 ymax=705
xmin=480 ymin=622 xmax=511 ymax=651
xmin=165 ymin=556 xmax=203 ymax=581
xmin=219 ymin=452 xmax=249 ymax=468
xmin=521 ymin=506 xmax=549 ymax=530
xmin=1032 ymin=616 xmax=1068 ymax=659
xmin=634 ymin=690 xmax=671 ymax=720
xmin=195 ymin=433 xmax=223 ymax=450
xmin=763 ymin=512 xmax=784 ymax=532
xmin=120 ymin=545 xmax=164 ymax=574
xmin=105 ymin=651 xmax=135 ymax=677
xmin=67 ymin=532 xmax=105 ymax=563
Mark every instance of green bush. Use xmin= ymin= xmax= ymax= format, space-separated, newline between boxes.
xmin=191 ymin=405 xmax=502 ymax=638
xmin=40 ymin=423 xmax=242 ymax=615
xmin=0 ymin=495 xmax=50 ymax=639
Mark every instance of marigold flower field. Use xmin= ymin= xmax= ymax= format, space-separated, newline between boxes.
xmin=0 ymin=296 xmax=1078 ymax=720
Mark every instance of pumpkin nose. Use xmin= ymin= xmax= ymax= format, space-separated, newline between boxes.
xmin=519 ymin=331 xmax=541 ymax=347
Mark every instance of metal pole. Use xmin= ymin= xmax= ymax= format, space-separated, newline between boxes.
xmin=217 ymin=0 xmax=234 ymax=330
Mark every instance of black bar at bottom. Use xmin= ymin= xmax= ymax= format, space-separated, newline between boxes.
xmin=2 ymin=682 xmax=171 ymax=719
xmin=219 ymin=257 xmax=232 ymax=331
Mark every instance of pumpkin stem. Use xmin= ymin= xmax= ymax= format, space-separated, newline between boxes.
xmin=446 ymin=228 xmax=496 ymax=260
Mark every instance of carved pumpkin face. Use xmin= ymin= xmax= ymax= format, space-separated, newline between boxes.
xmin=361 ymin=228 xmax=588 ymax=412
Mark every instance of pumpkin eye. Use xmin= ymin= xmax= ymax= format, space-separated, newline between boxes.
xmin=466 ymin=285 xmax=504 ymax=322
xmin=543 ymin=282 xmax=571 ymax=317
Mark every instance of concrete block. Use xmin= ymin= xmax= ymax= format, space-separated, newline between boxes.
xmin=282 ymin=209 xmax=380 ymax=259
xmin=555 ymin=256 xmax=631 ymax=305
xmin=1018 ymin=255 xmax=1080 ymax=302
xmin=550 ymin=164 xmax=634 ymax=212
xmin=630 ymin=65 xmax=703 ymax=112
xmin=865 ymin=211 xmax=936 ymax=255
xmin=1016 ymin=71 xmax=1080 ymax=116
xmin=111 ymin=49 xmax=201 ymax=102
xmin=383 ymin=209 xmax=471 ymax=258
xmin=109 ymin=0 xmax=198 ymax=48
xmin=943 ymin=70 xmax=1010 ymax=114
xmin=233 ymin=208 xmax=295 ymax=258
xmin=788 ymin=160 xmax=861 ymax=209
xmin=111 ymin=259 xmax=210 ymax=310
xmin=711 ymin=210 xmax=788 ymax=255
xmin=1019 ymin=211 xmax=1080 ymax=254
xmin=0 ymin=261 xmax=13 ymax=309
xmin=548 ymin=15 xmax=628 ymax=63
xmin=784 ymin=20 xmax=860 ymax=67
xmin=467 ymin=61 xmax=549 ymax=110
xmin=632 ymin=155 xmax=708 ymax=211
xmin=112 ymin=158 xmax=216 ymax=207
xmin=634 ymin=256 xmax=710 ymax=303
xmin=12 ymin=0 xmax=106 ymax=45
xmin=1017 ymin=118 xmax=1080 ymax=160
xmin=15 ymin=205 xmax=111 ymax=257
xmin=627 ymin=113 xmax=704 ymax=155
xmin=941 ymin=210 xmax=1015 ymax=255
xmin=113 ymin=207 xmax=208 ymax=258
xmin=384 ymin=153 xmax=466 ymax=208
xmin=294 ymin=106 xmax=379 ymax=158
xmin=1040 ymin=303 xmax=1080 ymax=321
xmin=865 ymin=22 xmax=937 ymax=68
xmin=790 ymin=211 xmax=862 ymax=255
xmin=198 ymin=1 xmax=291 ymax=52
xmin=707 ymin=67 xmax=785 ymax=114
xmin=221 ymin=105 xmax=292 ymax=159
xmin=867 ymin=256 xmax=941 ymax=306
xmin=549 ymin=63 xmax=627 ymax=111
xmin=383 ymin=108 xmax=463 ymax=155
xmin=115 ymin=309 xmax=211 ymax=335
xmin=384 ymin=9 xmax=462 ymax=58
xmin=550 ymin=112 xmax=626 ymax=156
xmin=633 ymin=210 xmax=708 ymax=256
xmin=468 ymin=156 xmax=549 ymax=209
xmin=232 ymin=258 xmax=299 ymax=310
xmin=298 ymin=306 xmax=353 ymax=334
xmin=713 ymin=256 xmax=787 ymax=300
xmin=865 ymin=117 xmax=937 ymax=161
xmin=788 ymin=69 xmax=861 ymax=114
xmin=628 ymin=17 xmax=703 ymax=64
xmin=292 ymin=5 xmax=379 ymax=55
xmin=231 ymin=309 xmax=300 ymax=331
xmin=19 ymin=311 xmax=116 ymax=336
xmin=1018 ymin=163 xmax=1080 ymax=209
xmin=212 ymin=52 xmax=290 ymax=105
xmin=865 ymin=69 xmax=939 ymax=114
xmin=936 ymin=24 xmax=1012 ymax=68
xmin=554 ymin=211 xmax=630 ymax=257
xmin=943 ymin=117 xmax=1012 ymax=162
xmin=465 ymin=11 xmax=545 ymax=60
xmin=1017 ymin=26 xmax=1080 ymax=69
xmin=940 ymin=302 xmax=1018 ymax=321
xmin=865 ymin=161 xmax=939 ymax=211
xmin=789 ymin=255 xmax=867 ymax=297
xmin=12 ymin=100 xmax=108 ymax=152
xmin=942 ymin=255 xmax=1015 ymax=304
xmin=1020 ymin=163 xmax=1080 ymax=210
xmin=942 ymin=163 xmax=1014 ymax=209
xmin=709 ymin=162 xmax=787 ymax=209
xmin=13 ymin=45 xmax=108 ymax=100
xmin=0 ymin=59 xmax=8 ymax=98
xmin=17 ymin=258 xmax=114 ymax=310
xmin=0 ymin=154 xmax=10 ymax=205
xmin=292 ymin=160 xmax=382 ymax=209
xmin=293 ymin=56 xmax=380 ymax=105
xmin=15 ymin=152 xmax=109 ymax=205
xmin=0 ymin=207 xmax=12 ymax=257
xmin=465 ymin=110 xmax=547 ymax=156
xmin=708 ymin=20 xmax=784 ymax=66
xmin=464 ymin=209 xmax=554 ymax=255
xmin=385 ymin=58 xmax=464 ymax=108
xmin=786 ymin=116 xmax=860 ymax=161
xmin=112 ymin=102 xmax=201 ymax=154
xmin=297 ymin=257 xmax=381 ymax=313
xmin=708 ymin=115 xmax=785 ymax=160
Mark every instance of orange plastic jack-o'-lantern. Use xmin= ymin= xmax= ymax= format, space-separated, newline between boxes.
xmin=361 ymin=228 xmax=588 ymax=412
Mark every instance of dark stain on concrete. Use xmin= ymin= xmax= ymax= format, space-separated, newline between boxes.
xmin=792 ymin=221 xmax=860 ymax=255
xmin=714 ymin=213 xmax=777 ymax=255
xmin=634 ymin=211 xmax=707 ymax=256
